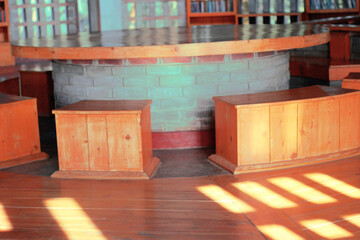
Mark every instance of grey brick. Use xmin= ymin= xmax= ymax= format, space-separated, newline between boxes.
xmin=183 ymin=85 xmax=218 ymax=96
xmin=160 ymin=75 xmax=195 ymax=86
xmin=124 ymin=76 xmax=159 ymax=87
xmin=53 ymin=73 xmax=69 ymax=85
xmin=219 ymin=61 xmax=248 ymax=72
xmin=94 ymin=76 xmax=123 ymax=86
xmin=147 ymin=65 xmax=182 ymax=75
xmin=183 ymin=64 xmax=218 ymax=74
xmin=69 ymin=75 xmax=93 ymax=86
xmin=62 ymin=85 xmax=87 ymax=97
xmin=196 ymin=72 xmax=230 ymax=85
xmin=230 ymin=70 xmax=257 ymax=82
xmin=148 ymin=87 xmax=182 ymax=99
xmin=113 ymin=87 xmax=147 ymax=99
xmin=198 ymin=98 xmax=215 ymax=108
xmin=165 ymin=120 xmax=201 ymax=131
xmin=85 ymin=66 xmax=112 ymax=76
xmin=160 ymin=97 xmax=197 ymax=109
xmin=63 ymin=65 xmax=84 ymax=75
xmin=87 ymin=87 xmax=112 ymax=98
xmin=112 ymin=66 xmax=146 ymax=76
xmin=218 ymin=82 xmax=249 ymax=95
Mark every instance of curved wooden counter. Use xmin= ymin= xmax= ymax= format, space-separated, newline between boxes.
xmin=0 ymin=93 xmax=48 ymax=168
xmin=11 ymin=24 xmax=330 ymax=59
xmin=209 ymin=85 xmax=360 ymax=174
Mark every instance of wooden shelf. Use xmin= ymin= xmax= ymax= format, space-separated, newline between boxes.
xmin=187 ymin=0 xmax=238 ymax=25
xmin=0 ymin=0 xmax=14 ymax=66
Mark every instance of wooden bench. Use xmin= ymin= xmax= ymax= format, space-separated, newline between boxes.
xmin=0 ymin=92 xmax=49 ymax=169
xmin=209 ymin=85 xmax=360 ymax=174
xmin=0 ymin=61 xmax=53 ymax=116
xmin=51 ymin=100 xmax=160 ymax=180
xmin=342 ymin=72 xmax=360 ymax=89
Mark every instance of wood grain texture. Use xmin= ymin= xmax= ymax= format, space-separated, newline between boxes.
xmin=55 ymin=114 xmax=89 ymax=171
xmin=339 ymin=94 xmax=359 ymax=151
xmin=270 ymin=104 xmax=298 ymax=162
xmin=298 ymin=101 xmax=319 ymax=158
xmin=211 ymin=86 xmax=360 ymax=174
xmin=53 ymin=100 xmax=159 ymax=179
xmin=318 ymin=98 xmax=340 ymax=156
xmin=238 ymin=106 xmax=270 ymax=165
xmin=11 ymin=24 xmax=329 ymax=59
xmin=0 ymin=93 xmax=47 ymax=167
xmin=20 ymin=71 xmax=54 ymax=116
xmin=0 ymin=155 xmax=359 ymax=239
xmin=87 ymin=115 xmax=109 ymax=171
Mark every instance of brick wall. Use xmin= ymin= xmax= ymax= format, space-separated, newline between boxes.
xmin=53 ymin=51 xmax=290 ymax=132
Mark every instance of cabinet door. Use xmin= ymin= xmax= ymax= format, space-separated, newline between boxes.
xmin=107 ymin=115 xmax=142 ymax=171
xmin=56 ymin=114 xmax=89 ymax=170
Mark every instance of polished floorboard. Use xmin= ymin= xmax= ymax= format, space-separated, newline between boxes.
xmin=0 ymin=154 xmax=359 ymax=239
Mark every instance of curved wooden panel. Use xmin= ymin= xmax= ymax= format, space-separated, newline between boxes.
xmin=210 ymin=85 xmax=360 ymax=174
xmin=11 ymin=24 xmax=330 ymax=59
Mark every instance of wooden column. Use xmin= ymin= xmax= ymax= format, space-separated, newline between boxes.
xmin=330 ymin=31 xmax=351 ymax=60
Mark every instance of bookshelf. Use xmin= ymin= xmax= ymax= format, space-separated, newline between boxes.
xmin=303 ymin=0 xmax=360 ymax=20
xmin=0 ymin=0 xmax=14 ymax=66
xmin=186 ymin=0 xmax=238 ymax=25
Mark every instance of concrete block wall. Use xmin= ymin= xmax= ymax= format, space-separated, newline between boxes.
xmin=53 ymin=51 xmax=290 ymax=132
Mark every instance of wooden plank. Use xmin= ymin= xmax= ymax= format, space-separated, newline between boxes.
xmin=270 ymin=103 xmax=298 ymax=162
xmin=340 ymin=94 xmax=359 ymax=151
xmin=140 ymin=106 xmax=153 ymax=170
xmin=87 ymin=115 xmax=109 ymax=171
xmin=215 ymin=101 xmax=238 ymax=166
xmin=318 ymin=98 xmax=340 ymax=155
xmin=238 ymin=106 xmax=270 ymax=165
xmin=106 ymin=115 xmax=141 ymax=171
xmin=55 ymin=114 xmax=89 ymax=171
xmin=298 ymin=101 xmax=318 ymax=158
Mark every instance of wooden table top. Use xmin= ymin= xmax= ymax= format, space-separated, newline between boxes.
xmin=213 ymin=85 xmax=358 ymax=107
xmin=11 ymin=24 xmax=330 ymax=59
xmin=52 ymin=100 xmax=152 ymax=114
xmin=0 ymin=92 xmax=33 ymax=104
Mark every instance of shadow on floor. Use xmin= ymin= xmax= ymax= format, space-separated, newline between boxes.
xmin=1 ymin=116 xmax=230 ymax=178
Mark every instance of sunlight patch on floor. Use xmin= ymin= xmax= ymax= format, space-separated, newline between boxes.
xmin=197 ymin=185 xmax=255 ymax=213
xmin=232 ymin=181 xmax=297 ymax=209
xmin=304 ymin=173 xmax=360 ymax=199
xmin=259 ymin=224 xmax=305 ymax=240
xmin=44 ymin=198 xmax=107 ymax=240
xmin=300 ymin=218 xmax=353 ymax=239
xmin=0 ymin=203 xmax=13 ymax=232
xmin=268 ymin=177 xmax=337 ymax=204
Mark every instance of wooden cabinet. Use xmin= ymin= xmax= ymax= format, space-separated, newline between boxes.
xmin=0 ymin=93 xmax=48 ymax=168
xmin=0 ymin=0 xmax=15 ymax=66
xmin=186 ymin=0 xmax=238 ymax=25
xmin=52 ymin=100 xmax=160 ymax=180
xmin=209 ymin=85 xmax=360 ymax=174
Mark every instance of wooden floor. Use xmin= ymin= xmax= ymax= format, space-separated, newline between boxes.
xmin=0 ymin=155 xmax=359 ymax=239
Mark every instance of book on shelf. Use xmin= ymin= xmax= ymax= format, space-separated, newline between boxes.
xmin=190 ymin=0 xmax=233 ymax=13
xmin=0 ymin=3 xmax=5 ymax=23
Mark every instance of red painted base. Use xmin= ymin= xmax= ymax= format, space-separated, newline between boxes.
xmin=152 ymin=130 xmax=215 ymax=149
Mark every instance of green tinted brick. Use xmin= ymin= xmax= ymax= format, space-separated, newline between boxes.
xmin=148 ymin=87 xmax=182 ymax=99
xmin=112 ymin=66 xmax=146 ymax=76
xmin=124 ymin=76 xmax=159 ymax=87
xmin=219 ymin=61 xmax=248 ymax=72
xmin=183 ymin=64 xmax=218 ymax=74
xmin=160 ymin=75 xmax=195 ymax=86
xmin=196 ymin=72 xmax=230 ymax=84
xmin=219 ymin=82 xmax=249 ymax=94
xmin=147 ymin=65 xmax=182 ymax=75
xmin=113 ymin=87 xmax=147 ymax=98
xmin=231 ymin=70 xmax=257 ymax=82
xmin=183 ymin=85 xmax=218 ymax=96
xmin=161 ymin=97 xmax=197 ymax=109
